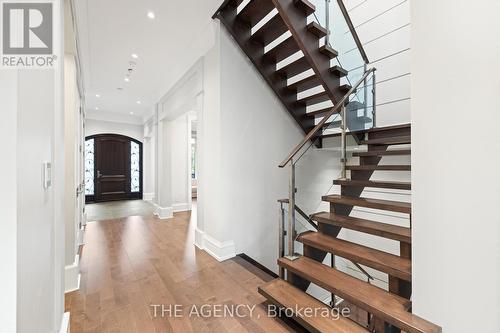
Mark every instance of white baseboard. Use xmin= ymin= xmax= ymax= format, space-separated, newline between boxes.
xmin=77 ymin=226 xmax=85 ymax=246
xmin=154 ymin=204 xmax=173 ymax=219
xmin=194 ymin=228 xmax=236 ymax=262
xmin=173 ymin=202 xmax=190 ymax=212
xmin=65 ymin=255 xmax=81 ymax=293
xmin=143 ymin=192 xmax=154 ymax=201
xmin=194 ymin=227 xmax=205 ymax=249
xmin=59 ymin=312 xmax=70 ymax=333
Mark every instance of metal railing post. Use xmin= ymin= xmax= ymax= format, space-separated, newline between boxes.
xmin=285 ymin=161 xmax=299 ymax=261
xmin=372 ymin=70 xmax=377 ymax=127
xmin=330 ymin=254 xmax=336 ymax=307
xmin=339 ymin=104 xmax=348 ymax=180
xmin=363 ymin=63 xmax=368 ymax=117
xmin=325 ymin=0 xmax=331 ymax=45
xmin=278 ymin=202 xmax=286 ymax=278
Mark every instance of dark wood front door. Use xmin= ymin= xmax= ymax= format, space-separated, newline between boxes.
xmin=85 ymin=134 xmax=142 ymax=203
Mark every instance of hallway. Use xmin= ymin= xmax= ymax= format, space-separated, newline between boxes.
xmin=86 ymin=200 xmax=156 ymax=222
xmin=65 ymin=207 xmax=296 ymax=332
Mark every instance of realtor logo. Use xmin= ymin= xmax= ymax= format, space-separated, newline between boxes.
xmin=1 ymin=1 xmax=55 ymax=67
xmin=3 ymin=2 xmax=52 ymax=54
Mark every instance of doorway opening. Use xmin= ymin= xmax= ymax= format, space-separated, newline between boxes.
xmin=85 ymin=133 xmax=143 ymax=204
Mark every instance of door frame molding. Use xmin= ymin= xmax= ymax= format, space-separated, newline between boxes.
xmin=85 ymin=133 xmax=143 ymax=203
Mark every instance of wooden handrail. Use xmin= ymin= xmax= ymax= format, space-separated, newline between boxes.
xmin=337 ymin=0 xmax=369 ymax=64
xmin=279 ymin=67 xmax=376 ymax=168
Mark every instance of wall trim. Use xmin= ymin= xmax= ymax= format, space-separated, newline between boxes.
xmin=173 ymin=202 xmax=190 ymax=212
xmin=194 ymin=227 xmax=205 ymax=249
xmin=143 ymin=192 xmax=154 ymax=201
xmin=154 ymin=204 xmax=173 ymax=219
xmin=194 ymin=228 xmax=236 ymax=262
xmin=58 ymin=312 xmax=70 ymax=333
xmin=77 ymin=226 xmax=85 ymax=246
xmin=65 ymin=255 xmax=81 ymax=293
xmin=237 ymin=254 xmax=278 ymax=278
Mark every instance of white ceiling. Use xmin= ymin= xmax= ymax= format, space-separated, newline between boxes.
xmin=74 ymin=0 xmax=221 ymax=118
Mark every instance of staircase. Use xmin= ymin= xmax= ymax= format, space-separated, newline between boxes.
xmin=271 ymin=125 xmax=442 ymax=333
xmin=214 ymin=1 xmax=441 ymax=332
xmin=213 ymin=0 xmax=362 ymax=138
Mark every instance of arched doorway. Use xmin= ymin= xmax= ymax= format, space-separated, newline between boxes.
xmin=84 ymin=134 xmax=143 ymax=203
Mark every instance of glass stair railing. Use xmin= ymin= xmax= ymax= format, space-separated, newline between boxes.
xmin=309 ymin=0 xmax=376 ymax=131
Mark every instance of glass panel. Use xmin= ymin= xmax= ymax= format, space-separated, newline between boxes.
xmin=346 ymin=70 xmax=375 ymax=131
xmin=84 ymin=139 xmax=94 ymax=195
xmin=191 ymin=137 xmax=197 ymax=179
xmin=130 ymin=141 xmax=140 ymax=192
xmin=308 ymin=0 xmax=327 ymax=27
xmin=328 ymin=1 xmax=366 ymax=87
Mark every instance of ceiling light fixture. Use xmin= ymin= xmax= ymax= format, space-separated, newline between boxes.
xmin=131 ymin=53 xmax=138 ymax=59
xmin=130 ymin=112 xmax=134 ymax=115
xmin=147 ymin=11 xmax=155 ymax=19
xmin=124 ymin=77 xmax=130 ymax=82
xmin=136 ymin=100 xmax=141 ymax=104
xmin=95 ymin=107 xmax=99 ymax=110
xmin=95 ymin=94 xmax=101 ymax=98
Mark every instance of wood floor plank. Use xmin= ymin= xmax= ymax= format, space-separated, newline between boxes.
xmin=66 ymin=205 xmax=297 ymax=333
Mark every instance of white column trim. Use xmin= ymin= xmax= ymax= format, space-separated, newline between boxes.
xmin=194 ymin=228 xmax=236 ymax=262
xmin=64 ymin=255 xmax=81 ymax=293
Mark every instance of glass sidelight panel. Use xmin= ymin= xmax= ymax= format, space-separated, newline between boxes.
xmin=130 ymin=141 xmax=140 ymax=192
xmin=84 ymin=139 xmax=95 ymax=195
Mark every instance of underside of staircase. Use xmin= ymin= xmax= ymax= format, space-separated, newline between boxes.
xmin=213 ymin=0 xmax=353 ymax=141
xmin=214 ymin=1 xmax=441 ymax=332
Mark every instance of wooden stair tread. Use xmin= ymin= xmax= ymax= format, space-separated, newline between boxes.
xmin=287 ymin=74 xmax=322 ymax=92
xmin=279 ymin=257 xmax=442 ymax=333
xmin=353 ymin=149 xmax=411 ymax=157
xmin=238 ymin=0 xmax=275 ymax=26
xmin=298 ymin=231 xmax=411 ymax=281
xmin=361 ymin=136 xmax=411 ymax=146
xmin=305 ymin=105 xmax=336 ymax=118
xmin=293 ymin=0 xmax=316 ymax=15
xmin=367 ymin=124 xmax=411 ymax=133
xmin=322 ymin=195 xmax=411 ymax=214
xmin=346 ymin=165 xmax=411 ymax=171
xmin=330 ymin=65 xmax=348 ymax=77
xmin=307 ymin=22 xmax=327 ymax=37
xmin=251 ymin=14 xmax=289 ymax=45
xmin=265 ymin=36 xmax=300 ymax=63
xmin=297 ymin=90 xmax=330 ymax=106
xmin=312 ymin=211 xmax=411 ymax=243
xmin=319 ymin=44 xmax=338 ymax=58
xmin=258 ymin=279 xmax=368 ymax=333
xmin=334 ymin=179 xmax=411 ymax=190
xmin=276 ymin=57 xmax=310 ymax=78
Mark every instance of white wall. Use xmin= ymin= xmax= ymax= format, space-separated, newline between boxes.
xmin=85 ymin=118 xmax=144 ymax=142
xmin=344 ymin=0 xmax=411 ymax=127
xmin=143 ymin=120 xmax=156 ymax=200
xmin=411 ymin=1 xmax=500 ymax=331
xmin=0 ymin=70 xmax=18 ymax=333
xmin=64 ymin=54 xmax=79 ymax=267
xmin=214 ymin=26 xmax=308 ymax=269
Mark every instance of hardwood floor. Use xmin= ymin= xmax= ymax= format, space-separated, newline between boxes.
xmin=65 ymin=207 xmax=299 ymax=332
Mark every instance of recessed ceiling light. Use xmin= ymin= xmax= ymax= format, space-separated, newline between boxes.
xmin=131 ymin=53 xmax=138 ymax=59
xmin=124 ymin=77 xmax=130 ymax=82
xmin=136 ymin=100 xmax=141 ymax=104
xmin=95 ymin=94 xmax=101 ymax=98
xmin=130 ymin=112 xmax=134 ymax=115
xmin=95 ymin=107 xmax=99 ymax=110
xmin=147 ymin=11 xmax=155 ymax=19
